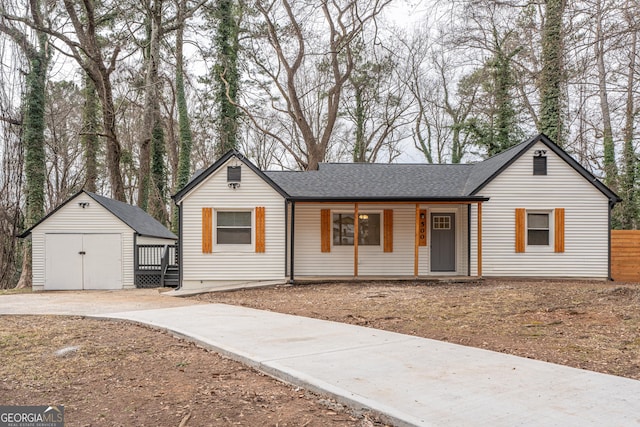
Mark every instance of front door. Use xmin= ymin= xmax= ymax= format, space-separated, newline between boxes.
xmin=431 ymin=213 xmax=455 ymax=272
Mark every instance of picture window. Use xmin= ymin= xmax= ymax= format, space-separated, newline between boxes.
xmin=333 ymin=213 xmax=380 ymax=246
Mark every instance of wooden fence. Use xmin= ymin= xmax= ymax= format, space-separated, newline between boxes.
xmin=611 ymin=230 xmax=640 ymax=282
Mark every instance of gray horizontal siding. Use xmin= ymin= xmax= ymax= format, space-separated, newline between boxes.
xmin=473 ymin=141 xmax=609 ymax=278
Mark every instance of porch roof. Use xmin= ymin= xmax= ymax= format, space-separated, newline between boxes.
xmin=265 ymin=163 xmax=486 ymax=202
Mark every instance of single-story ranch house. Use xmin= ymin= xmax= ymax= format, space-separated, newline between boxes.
xmin=173 ymin=133 xmax=620 ymax=290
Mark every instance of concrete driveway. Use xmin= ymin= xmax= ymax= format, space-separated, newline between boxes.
xmin=3 ymin=290 xmax=640 ymax=426
xmin=0 ymin=289 xmax=202 ymax=315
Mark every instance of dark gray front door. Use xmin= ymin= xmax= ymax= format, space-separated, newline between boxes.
xmin=431 ymin=213 xmax=455 ymax=272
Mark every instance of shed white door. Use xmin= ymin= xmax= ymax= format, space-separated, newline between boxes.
xmin=45 ymin=234 xmax=83 ymax=290
xmin=45 ymin=234 xmax=122 ymax=290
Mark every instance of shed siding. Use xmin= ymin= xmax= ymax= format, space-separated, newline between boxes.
xmin=293 ymin=203 xmax=468 ymax=277
xmin=180 ymin=158 xmax=286 ymax=288
xmin=472 ymin=141 xmax=610 ymax=278
xmin=137 ymin=236 xmax=177 ymax=245
xmin=30 ymin=192 xmax=134 ymax=290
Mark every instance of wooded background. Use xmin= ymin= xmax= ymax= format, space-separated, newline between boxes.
xmin=1 ymin=0 xmax=638 ymax=288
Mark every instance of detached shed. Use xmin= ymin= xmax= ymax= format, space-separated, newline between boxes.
xmin=20 ymin=191 xmax=177 ymax=291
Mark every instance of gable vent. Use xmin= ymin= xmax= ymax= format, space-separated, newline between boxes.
xmin=533 ymin=152 xmax=547 ymax=175
xmin=227 ymin=166 xmax=241 ymax=182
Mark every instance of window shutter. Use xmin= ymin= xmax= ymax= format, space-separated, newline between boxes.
xmin=256 ymin=207 xmax=265 ymax=253
xmin=320 ymin=209 xmax=331 ymax=253
xmin=202 ymin=208 xmax=213 ymax=253
xmin=384 ymin=209 xmax=393 ymax=253
xmin=515 ymin=208 xmax=525 ymax=253
xmin=554 ymin=208 xmax=565 ymax=253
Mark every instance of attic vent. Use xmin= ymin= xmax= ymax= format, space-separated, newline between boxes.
xmin=533 ymin=151 xmax=547 ymax=175
xmin=227 ymin=166 xmax=241 ymax=182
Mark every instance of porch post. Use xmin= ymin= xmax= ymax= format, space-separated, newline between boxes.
xmin=414 ymin=204 xmax=419 ymax=278
xmin=478 ymin=201 xmax=483 ymax=277
xmin=289 ymin=201 xmax=295 ymax=283
xmin=354 ymin=203 xmax=359 ymax=277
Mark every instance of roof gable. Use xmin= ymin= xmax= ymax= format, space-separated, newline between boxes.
xmin=20 ymin=191 xmax=177 ymax=240
xmin=173 ymin=134 xmax=619 ymax=204
xmin=467 ymin=133 xmax=620 ymax=203
xmin=173 ymin=150 xmax=289 ymax=203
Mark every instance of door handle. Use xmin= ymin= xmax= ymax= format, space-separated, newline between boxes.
xmin=79 ymin=251 xmax=86 ymax=255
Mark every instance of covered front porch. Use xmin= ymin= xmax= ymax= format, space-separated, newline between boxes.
xmin=286 ymin=200 xmax=485 ymax=282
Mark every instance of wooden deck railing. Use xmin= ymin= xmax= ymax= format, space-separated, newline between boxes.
xmin=135 ymin=244 xmax=178 ymax=287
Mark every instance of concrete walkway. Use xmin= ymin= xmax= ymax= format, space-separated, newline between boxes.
xmin=2 ymin=294 xmax=640 ymax=426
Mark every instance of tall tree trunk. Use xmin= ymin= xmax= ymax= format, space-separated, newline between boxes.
xmin=60 ymin=0 xmax=126 ymax=201
xmin=538 ymin=0 xmax=566 ymax=146
xmin=214 ymin=0 xmax=240 ymax=157
xmin=16 ymin=31 xmax=49 ymax=289
xmin=621 ymin=7 xmax=638 ymax=229
xmin=81 ymin=74 xmax=100 ymax=192
xmin=149 ymin=119 xmax=167 ymax=223
xmin=353 ymin=84 xmax=366 ymax=162
xmin=173 ymin=0 xmax=194 ymax=234
xmin=594 ymin=0 xmax=618 ymax=193
xmin=138 ymin=0 xmax=164 ymax=212
xmin=99 ymin=78 xmax=125 ymax=201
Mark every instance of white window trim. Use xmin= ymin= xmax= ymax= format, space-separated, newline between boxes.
xmin=331 ymin=210 xmax=383 ymax=250
xmin=213 ymin=209 xmax=254 ymax=253
xmin=526 ymin=209 xmax=554 ymax=252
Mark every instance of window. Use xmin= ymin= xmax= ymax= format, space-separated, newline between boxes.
xmin=227 ymin=166 xmax=241 ymax=182
xmin=432 ymin=215 xmax=451 ymax=230
xmin=333 ymin=213 xmax=380 ymax=246
xmin=533 ymin=156 xmax=547 ymax=175
xmin=217 ymin=211 xmax=251 ymax=244
xmin=527 ymin=213 xmax=549 ymax=245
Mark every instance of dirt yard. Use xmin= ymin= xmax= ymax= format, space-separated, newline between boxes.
xmin=0 ymin=316 xmax=387 ymax=426
xmin=2 ymin=279 xmax=639 ymax=426
xmin=194 ymin=279 xmax=640 ymax=380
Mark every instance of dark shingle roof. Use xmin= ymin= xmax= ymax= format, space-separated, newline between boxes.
xmin=86 ymin=192 xmax=177 ymax=239
xmin=265 ymin=163 xmax=479 ymax=200
xmin=20 ymin=191 xmax=177 ymax=240
xmin=174 ymin=133 xmax=619 ymax=204
xmin=463 ymin=140 xmax=532 ymax=195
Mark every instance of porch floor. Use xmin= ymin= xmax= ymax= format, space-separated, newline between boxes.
xmin=291 ymin=275 xmax=482 ymax=284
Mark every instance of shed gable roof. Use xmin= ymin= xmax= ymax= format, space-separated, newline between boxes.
xmin=85 ymin=192 xmax=177 ymax=239
xmin=20 ymin=191 xmax=177 ymax=240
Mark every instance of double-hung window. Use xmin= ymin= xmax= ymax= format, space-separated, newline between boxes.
xmin=217 ymin=211 xmax=251 ymax=244
xmin=333 ymin=212 xmax=381 ymax=246
xmin=527 ymin=212 xmax=550 ymax=246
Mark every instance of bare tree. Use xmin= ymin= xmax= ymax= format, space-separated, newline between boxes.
xmin=3 ymin=0 xmax=130 ymax=200
xmin=241 ymin=0 xmax=391 ymax=170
